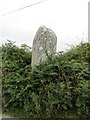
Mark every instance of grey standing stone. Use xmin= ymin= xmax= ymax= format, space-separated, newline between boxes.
xmin=31 ymin=26 xmax=57 ymax=68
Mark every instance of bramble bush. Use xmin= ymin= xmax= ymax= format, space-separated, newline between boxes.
xmin=2 ymin=40 xmax=90 ymax=118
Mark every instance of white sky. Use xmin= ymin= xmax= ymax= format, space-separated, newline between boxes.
xmin=0 ymin=0 xmax=89 ymax=51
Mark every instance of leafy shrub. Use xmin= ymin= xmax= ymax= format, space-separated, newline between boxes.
xmin=2 ymin=41 xmax=90 ymax=118
xmin=2 ymin=40 xmax=32 ymax=113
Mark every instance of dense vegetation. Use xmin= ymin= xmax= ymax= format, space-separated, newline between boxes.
xmin=2 ymin=40 xmax=90 ymax=118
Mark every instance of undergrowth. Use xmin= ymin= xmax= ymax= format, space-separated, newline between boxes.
xmin=2 ymin=40 xmax=90 ymax=118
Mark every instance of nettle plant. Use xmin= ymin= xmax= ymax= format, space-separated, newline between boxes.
xmin=2 ymin=41 xmax=90 ymax=118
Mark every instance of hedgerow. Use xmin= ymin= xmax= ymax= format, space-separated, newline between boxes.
xmin=2 ymin=40 xmax=90 ymax=118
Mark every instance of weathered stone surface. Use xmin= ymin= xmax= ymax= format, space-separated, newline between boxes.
xmin=31 ymin=26 xmax=57 ymax=68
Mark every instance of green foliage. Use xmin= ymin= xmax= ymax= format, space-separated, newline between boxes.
xmin=2 ymin=40 xmax=32 ymax=113
xmin=2 ymin=41 xmax=90 ymax=118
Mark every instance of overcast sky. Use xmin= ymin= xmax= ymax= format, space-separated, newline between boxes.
xmin=0 ymin=0 xmax=89 ymax=51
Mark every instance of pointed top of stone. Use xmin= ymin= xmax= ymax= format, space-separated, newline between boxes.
xmin=39 ymin=25 xmax=47 ymax=31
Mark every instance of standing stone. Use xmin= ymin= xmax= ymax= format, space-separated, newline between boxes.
xmin=31 ymin=26 xmax=57 ymax=68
